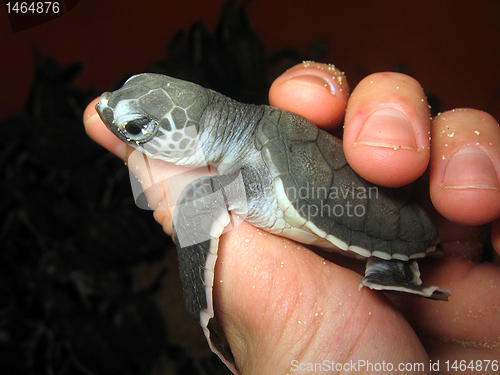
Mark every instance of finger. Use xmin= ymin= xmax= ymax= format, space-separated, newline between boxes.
xmin=430 ymin=109 xmax=500 ymax=226
xmin=269 ymin=61 xmax=349 ymax=129
xmin=344 ymin=73 xmax=432 ymax=187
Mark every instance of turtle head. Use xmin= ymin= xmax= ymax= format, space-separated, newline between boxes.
xmin=95 ymin=73 xmax=210 ymax=165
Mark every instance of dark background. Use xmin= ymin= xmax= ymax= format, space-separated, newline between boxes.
xmin=1 ymin=1 xmax=499 ymax=374
xmin=2 ymin=0 xmax=500 ymax=120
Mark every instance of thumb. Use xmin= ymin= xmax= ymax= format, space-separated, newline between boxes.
xmin=211 ymin=221 xmax=429 ymax=374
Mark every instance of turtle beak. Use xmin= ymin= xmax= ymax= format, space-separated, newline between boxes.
xmin=95 ymin=92 xmax=114 ymax=127
xmin=95 ymin=92 xmax=111 ymax=115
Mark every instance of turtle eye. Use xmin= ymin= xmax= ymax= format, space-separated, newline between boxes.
xmin=125 ymin=118 xmax=150 ymax=135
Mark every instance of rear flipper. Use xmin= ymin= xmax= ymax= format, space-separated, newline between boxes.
xmin=360 ymin=257 xmax=451 ymax=301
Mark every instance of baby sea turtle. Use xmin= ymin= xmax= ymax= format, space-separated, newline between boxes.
xmin=96 ymin=73 xmax=450 ymax=373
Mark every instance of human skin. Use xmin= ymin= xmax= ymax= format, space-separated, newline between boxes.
xmin=84 ymin=62 xmax=500 ymax=374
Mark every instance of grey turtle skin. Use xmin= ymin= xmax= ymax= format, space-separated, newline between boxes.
xmin=96 ymin=73 xmax=450 ymax=373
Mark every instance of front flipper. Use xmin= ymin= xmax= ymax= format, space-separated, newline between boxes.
xmin=173 ymin=172 xmax=246 ymax=374
xmin=360 ymin=257 xmax=451 ymax=301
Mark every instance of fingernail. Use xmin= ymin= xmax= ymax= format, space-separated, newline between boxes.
xmin=355 ymin=107 xmax=417 ymax=150
xmin=442 ymin=147 xmax=499 ymax=189
xmin=83 ymin=112 xmax=99 ymax=131
xmin=287 ymin=73 xmax=338 ymax=95
xmin=282 ymin=62 xmax=348 ymax=97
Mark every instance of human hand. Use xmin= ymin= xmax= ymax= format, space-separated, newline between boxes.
xmin=84 ymin=62 xmax=500 ymax=374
